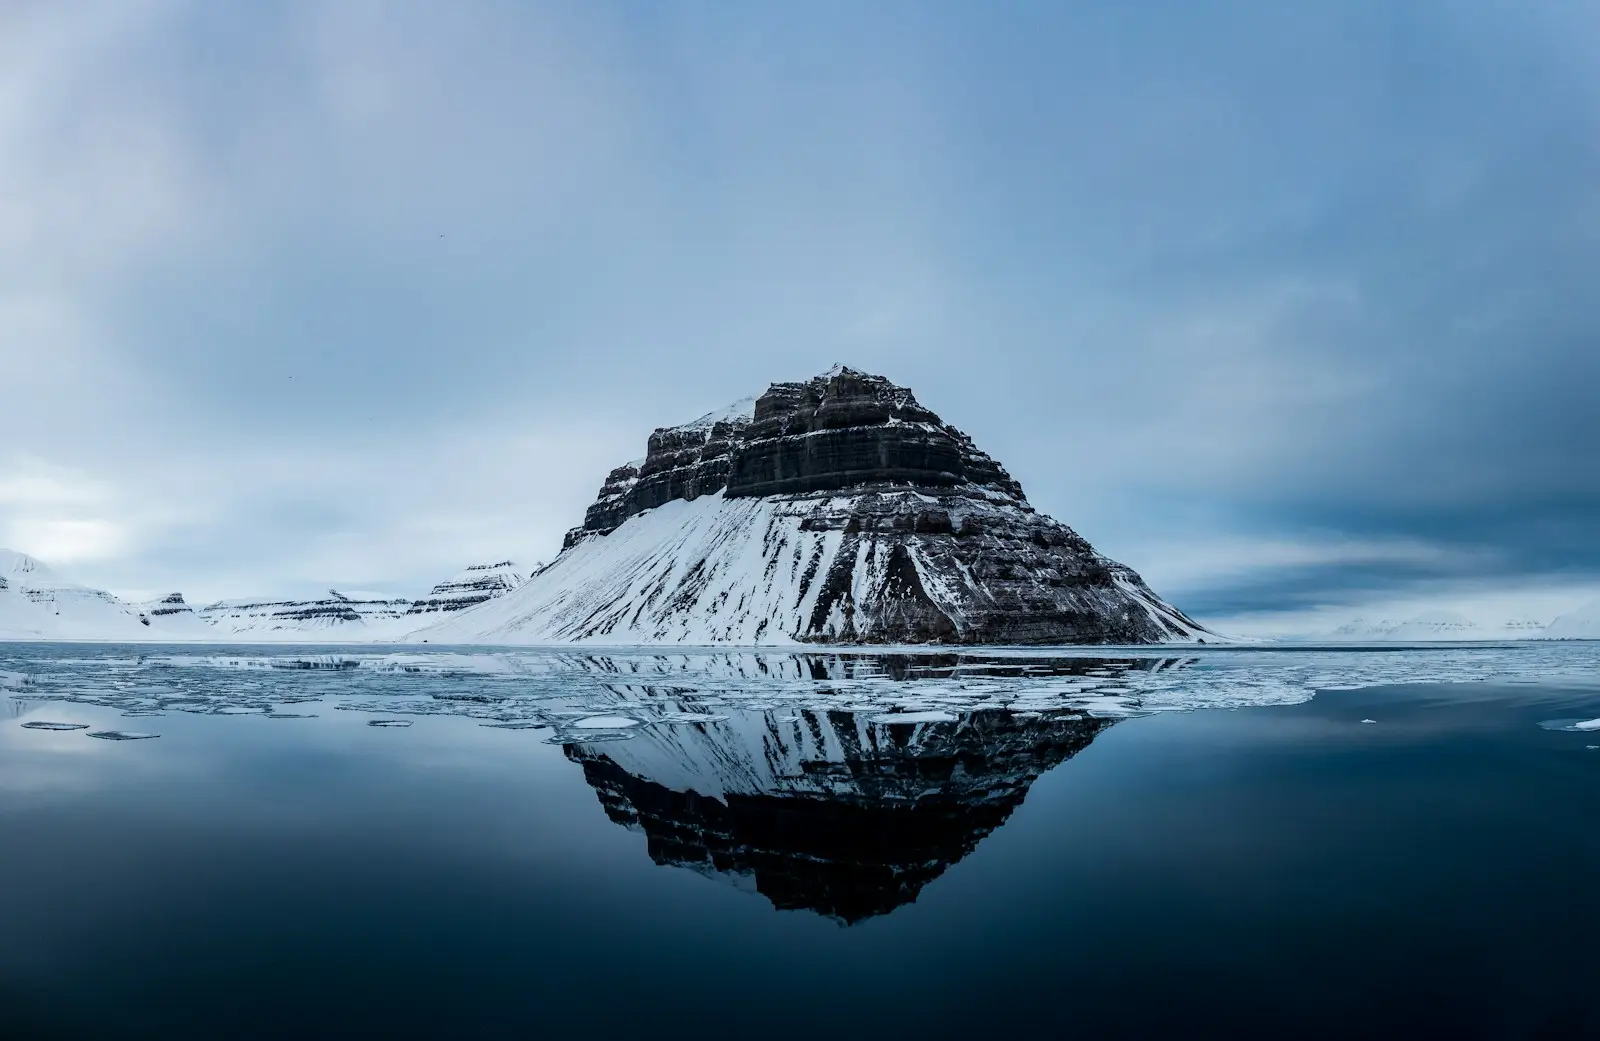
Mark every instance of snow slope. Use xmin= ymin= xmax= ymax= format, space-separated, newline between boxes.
xmin=0 ymin=549 xmax=163 ymax=640
xmin=405 ymin=561 xmax=530 ymax=618
xmin=412 ymin=491 xmax=1209 ymax=646
xmin=1545 ymin=599 xmax=1600 ymax=640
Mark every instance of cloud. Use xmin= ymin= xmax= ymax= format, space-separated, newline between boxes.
xmin=0 ymin=0 xmax=1595 ymax=627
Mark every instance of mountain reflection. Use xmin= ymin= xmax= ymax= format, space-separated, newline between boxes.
xmin=564 ymin=704 xmax=1112 ymax=924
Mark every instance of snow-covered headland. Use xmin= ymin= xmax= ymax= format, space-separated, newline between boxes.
xmin=411 ymin=367 xmax=1213 ymax=646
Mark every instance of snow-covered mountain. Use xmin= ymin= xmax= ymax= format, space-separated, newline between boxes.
xmin=0 ymin=549 xmax=558 ymax=643
xmin=1322 ymin=610 xmax=1548 ymax=642
xmin=136 ymin=593 xmax=216 ymax=637
xmin=404 ymin=561 xmax=530 ymax=618
xmin=198 ymin=590 xmax=418 ymax=641
xmin=414 ymin=366 xmax=1213 ymax=646
xmin=565 ymin=705 xmax=1111 ymax=923
xmin=1545 ymin=599 xmax=1600 ymax=640
xmin=0 ymin=549 xmax=166 ymax=640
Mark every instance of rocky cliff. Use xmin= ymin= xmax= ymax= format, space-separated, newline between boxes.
xmin=416 ymin=366 xmax=1213 ymax=645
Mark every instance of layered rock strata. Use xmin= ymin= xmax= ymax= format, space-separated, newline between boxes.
xmin=418 ymin=367 xmax=1212 ymax=645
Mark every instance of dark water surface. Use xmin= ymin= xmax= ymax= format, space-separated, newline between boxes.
xmin=2 ymin=644 xmax=1599 ymax=1040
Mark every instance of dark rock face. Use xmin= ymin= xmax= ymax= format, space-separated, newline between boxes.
xmin=574 ymin=408 xmax=753 ymax=549
xmin=578 ymin=369 xmax=1025 ymax=539
xmin=728 ymin=369 xmax=1024 ymax=500
xmin=144 ymin=593 xmax=191 ymax=618
xmin=562 ymin=366 xmax=1210 ymax=644
xmin=566 ymin=708 xmax=1111 ymax=924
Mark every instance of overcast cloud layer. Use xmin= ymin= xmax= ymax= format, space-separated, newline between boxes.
xmin=2 ymin=0 xmax=1597 ymax=633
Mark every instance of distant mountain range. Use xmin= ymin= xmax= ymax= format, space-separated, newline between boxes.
xmin=0 ymin=550 xmax=535 ymax=642
xmin=1309 ymin=607 xmax=1597 ymax=642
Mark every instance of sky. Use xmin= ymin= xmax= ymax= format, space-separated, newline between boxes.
xmin=1 ymin=0 xmax=1597 ymax=634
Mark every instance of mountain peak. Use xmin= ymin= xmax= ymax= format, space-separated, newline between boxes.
xmin=416 ymin=369 xmax=1211 ymax=646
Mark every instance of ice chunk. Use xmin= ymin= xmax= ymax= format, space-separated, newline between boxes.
xmin=660 ymin=712 xmax=730 ymax=724
xmin=570 ymin=715 xmax=641 ymax=729
xmin=21 ymin=721 xmax=89 ymax=731
xmin=367 ymin=719 xmax=413 ymax=728
xmin=1361 ymin=719 xmax=1377 ymax=724
xmin=1538 ymin=718 xmax=1600 ymax=733
xmin=869 ymin=710 xmax=957 ymax=724
xmin=87 ymin=731 xmax=159 ymax=740
xmin=546 ymin=730 xmax=636 ymax=744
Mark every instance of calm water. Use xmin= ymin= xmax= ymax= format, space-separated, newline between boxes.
xmin=2 ymin=643 xmax=1599 ymax=1040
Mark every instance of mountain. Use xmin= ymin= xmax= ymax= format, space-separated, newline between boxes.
xmin=564 ymin=705 xmax=1111 ymax=924
xmin=1545 ymin=599 xmax=1600 ymax=640
xmin=136 ymin=593 xmax=216 ymax=637
xmin=0 ymin=549 xmax=157 ymax=640
xmin=414 ymin=366 xmax=1212 ymax=646
xmin=404 ymin=561 xmax=530 ymax=617
xmin=1322 ymin=610 xmax=1547 ymax=642
xmin=198 ymin=590 xmax=417 ymax=641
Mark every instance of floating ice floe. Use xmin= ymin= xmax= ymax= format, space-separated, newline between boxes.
xmin=659 ymin=712 xmax=730 ymax=724
xmin=545 ymin=730 xmax=635 ymax=744
xmin=87 ymin=731 xmax=158 ymax=740
xmin=367 ymin=719 xmax=413 ymax=728
xmin=570 ymin=715 xmax=641 ymax=729
xmin=1538 ymin=718 xmax=1600 ymax=733
xmin=869 ymin=710 xmax=958 ymax=724
xmin=21 ymin=721 xmax=89 ymax=731
xmin=7 ymin=643 xmax=1600 ymax=733
xmin=1361 ymin=719 xmax=1377 ymax=724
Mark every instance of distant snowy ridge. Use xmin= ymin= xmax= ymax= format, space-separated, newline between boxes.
xmin=198 ymin=590 xmax=419 ymax=641
xmin=405 ymin=561 xmax=530 ymax=617
xmin=1545 ymin=599 xmax=1600 ymax=640
xmin=0 ymin=550 xmax=527 ymax=643
xmin=415 ymin=367 xmax=1215 ymax=646
xmin=1318 ymin=610 xmax=1550 ymax=643
xmin=0 ymin=548 xmax=173 ymax=640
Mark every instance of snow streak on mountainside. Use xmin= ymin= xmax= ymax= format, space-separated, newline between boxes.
xmin=405 ymin=561 xmax=530 ymax=617
xmin=417 ymin=367 xmax=1214 ymax=646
